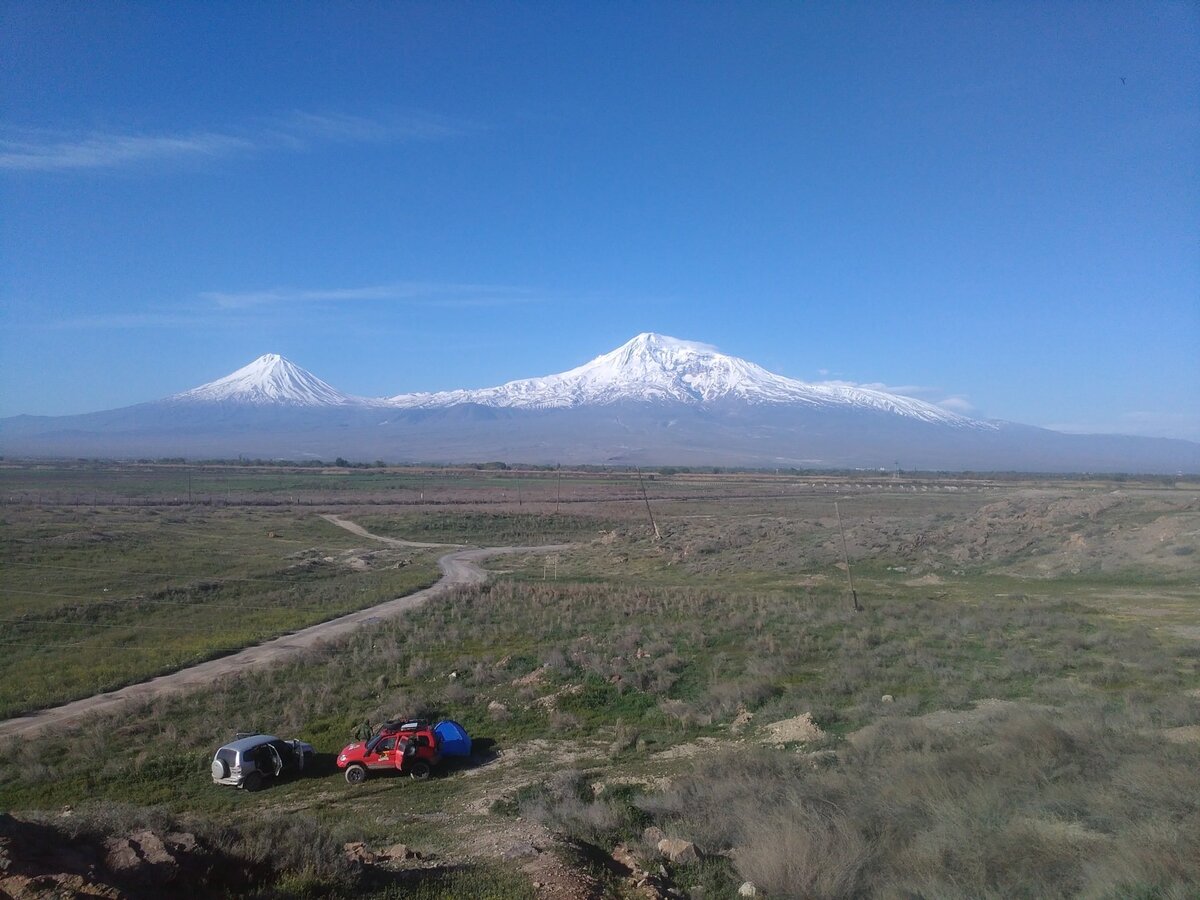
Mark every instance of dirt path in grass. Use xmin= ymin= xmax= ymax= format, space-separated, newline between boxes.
xmin=0 ymin=518 xmax=571 ymax=740
xmin=319 ymin=513 xmax=453 ymax=549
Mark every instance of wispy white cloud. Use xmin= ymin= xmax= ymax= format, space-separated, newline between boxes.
xmin=16 ymin=280 xmax=538 ymax=331
xmin=37 ymin=311 xmax=233 ymax=330
xmin=818 ymin=379 xmax=976 ymax=414
xmin=200 ymin=282 xmax=537 ymax=310
xmin=830 ymin=380 xmax=935 ymax=396
xmin=934 ymin=395 xmax=976 ymax=414
xmin=0 ymin=110 xmax=475 ymax=173
xmin=275 ymin=110 xmax=470 ymax=144
xmin=0 ymin=129 xmax=254 ymax=172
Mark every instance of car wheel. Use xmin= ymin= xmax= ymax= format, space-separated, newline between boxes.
xmin=408 ymin=760 xmax=431 ymax=781
xmin=242 ymin=771 xmax=264 ymax=792
xmin=344 ymin=764 xmax=368 ymax=786
xmin=212 ymin=759 xmax=229 ymax=780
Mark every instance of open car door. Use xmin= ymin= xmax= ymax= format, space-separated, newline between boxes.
xmin=363 ymin=735 xmax=401 ymax=770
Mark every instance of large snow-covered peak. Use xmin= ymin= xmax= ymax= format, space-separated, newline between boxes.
xmin=387 ymin=333 xmax=993 ymax=428
xmin=170 ymin=353 xmax=358 ymax=407
xmin=604 ymin=332 xmax=719 ymax=367
xmin=566 ymin=332 xmax=798 ymax=404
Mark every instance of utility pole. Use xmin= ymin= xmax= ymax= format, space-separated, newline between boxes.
xmin=834 ymin=500 xmax=863 ymax=612
xmin=636 ymin=468 xmax=661 ymax=541
xmin=556 ymin=468 xmax=562 ymax=515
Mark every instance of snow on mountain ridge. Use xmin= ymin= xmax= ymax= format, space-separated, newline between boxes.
xmin=166 ymin=336 xmax=992 ymax=428
xmin=170 ymin=353 xmax=358 ymax=407
xmin=388 ymin=332 xmax=991 ymax=428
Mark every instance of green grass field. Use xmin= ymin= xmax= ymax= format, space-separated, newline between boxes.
xmin=0 ymin=501 xmax=440 ymax=717
xmin=1 ymin=462 xmax=1197 ymax=898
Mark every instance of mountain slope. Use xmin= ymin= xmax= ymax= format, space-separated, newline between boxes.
xmin=388 ymin=333 xmax=987 ymax=428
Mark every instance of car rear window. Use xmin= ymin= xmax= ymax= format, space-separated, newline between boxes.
xmin=216 ymin=748 xmax=238 ymax=765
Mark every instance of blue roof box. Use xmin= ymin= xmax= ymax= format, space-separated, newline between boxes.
xmin=433 ymin=720 xmax=472 ymax=757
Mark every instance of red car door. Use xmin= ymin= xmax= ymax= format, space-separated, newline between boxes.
xmin=365 ymin=735 xmax=400 ymax=770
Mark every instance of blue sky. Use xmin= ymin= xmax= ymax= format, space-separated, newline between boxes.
xmin=2 ymin=2 xmax=1197 ymax=439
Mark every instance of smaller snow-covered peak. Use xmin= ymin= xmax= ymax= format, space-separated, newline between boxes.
xmin=171 ymin=354 xmax=358 ymax=407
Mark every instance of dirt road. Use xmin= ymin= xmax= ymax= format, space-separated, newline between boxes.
xmin=319 ymin=513 xmax=452 ymax=549
xmin=0 ymin=517 xmax=570 ymax=740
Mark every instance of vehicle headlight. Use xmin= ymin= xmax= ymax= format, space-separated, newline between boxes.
xmin=338 ymin=754 xmax=346 ymax=764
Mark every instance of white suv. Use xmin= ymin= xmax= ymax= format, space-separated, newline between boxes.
xmin=211 ymin=734 xmax=315 ymax=791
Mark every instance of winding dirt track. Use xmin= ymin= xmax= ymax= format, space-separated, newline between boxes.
xmin=0 ymin=516 xmax=570 ymax=740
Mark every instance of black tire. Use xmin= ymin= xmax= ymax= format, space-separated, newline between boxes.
xmin=242 ymin=771 xmax=264 ymax=792
xmin=344 ymin=764 xmax=368 ymax=786
xmin=407 ymin=760 xmax=431 ymax=781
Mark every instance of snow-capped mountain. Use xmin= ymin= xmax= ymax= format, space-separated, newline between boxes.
xmin=2 ymin=336 xmax=1197 ymax=473
xmin=169 ymin=353 xmax=359 ymax=407
xmin=388 ymin=332 xmax=989 ymax=428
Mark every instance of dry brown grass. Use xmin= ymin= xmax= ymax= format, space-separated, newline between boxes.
xmin=635 ymin=704 xmax=1200 ymax=898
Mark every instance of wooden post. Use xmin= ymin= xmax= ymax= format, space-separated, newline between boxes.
xmin=637 ymin=469 xmax=661 ymax=541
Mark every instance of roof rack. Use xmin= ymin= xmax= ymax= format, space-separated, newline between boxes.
xmin=381 ymin=719 xmax=426 ymax=732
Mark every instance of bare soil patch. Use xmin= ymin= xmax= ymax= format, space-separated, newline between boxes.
xmin=760 ymin=713 xmax=826 ymax=745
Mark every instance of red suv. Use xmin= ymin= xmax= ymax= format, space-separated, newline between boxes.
xmin=337 ymin=721 xmax=440 ymax=784
xmin=337 ymin=719 xmax=471 ymax=785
